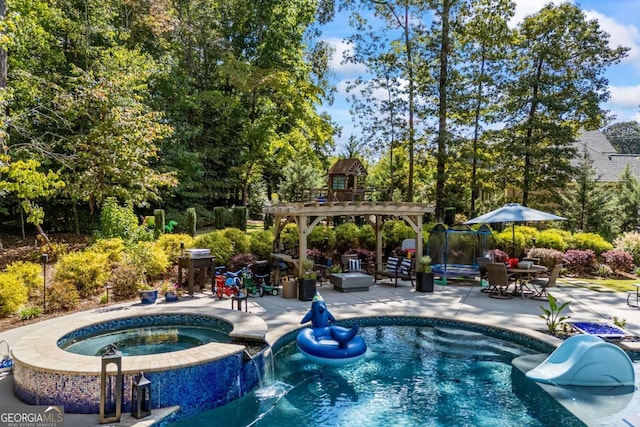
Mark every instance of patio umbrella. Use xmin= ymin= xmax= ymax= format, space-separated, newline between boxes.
xmin=464 ymin=203 xmax=566 ymax=256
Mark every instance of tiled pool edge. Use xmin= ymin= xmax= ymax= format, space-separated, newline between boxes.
xmin=11 ymin=305 xmax=268 ymax=418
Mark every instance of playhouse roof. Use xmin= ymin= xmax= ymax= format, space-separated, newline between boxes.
xmin=328 ymin=158 xmax=367 ymax=176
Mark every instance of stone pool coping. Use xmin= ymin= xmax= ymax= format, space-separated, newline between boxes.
xmin=11 ymin=305 xmax=268 ymax=375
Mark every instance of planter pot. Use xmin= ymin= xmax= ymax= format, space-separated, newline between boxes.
xmin=298 ymin=279 xmax=316 ymax=301
xmin=416 ymin=272 xmax=434 ymax=293
xmin=139 ymin=289 xmax=158 ymax=304
xmin=164 ymin=291 xmax=178 ymax=302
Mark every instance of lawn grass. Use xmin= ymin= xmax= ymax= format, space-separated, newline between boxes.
xmin=570 ymin=277 xmax=639 ymax=293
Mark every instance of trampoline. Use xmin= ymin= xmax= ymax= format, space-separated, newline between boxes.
xmin=427 ymin=223 xmax=495 ymax=281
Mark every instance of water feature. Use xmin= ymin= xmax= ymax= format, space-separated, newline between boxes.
xmin=167 ymin=325 xmax=587 ymax=426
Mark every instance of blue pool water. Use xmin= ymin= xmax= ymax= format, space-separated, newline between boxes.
xmin=61 ymin=325 xmax=232 ymax=356
xmin=169 ymin=325 xmax=584 ymax=426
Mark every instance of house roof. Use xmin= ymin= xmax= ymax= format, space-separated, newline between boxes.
xmin=573 ymin=130 xmax=640 ymax=182
xmin=328 ymin=158 xmax=368 ymax=176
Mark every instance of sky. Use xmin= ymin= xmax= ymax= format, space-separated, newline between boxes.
xmin=317 ymin=0 xmax=640 ymax=151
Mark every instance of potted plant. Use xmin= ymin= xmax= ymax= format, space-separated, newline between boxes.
xmin=416 ymin=255 xmax=434 ymax=293
xmin=138 ymin=283 xmax=158 ymax=304
xmin=298 ymin=259 xmax=317 ymax=301
xmin=161 ymin=282 xmax=180 ymax=302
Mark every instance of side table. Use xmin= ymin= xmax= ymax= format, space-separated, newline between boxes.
xmin=231 ymin=293 xmax=248 ymax=312
xmin=178 ymin=256 xmax=215 ymax=296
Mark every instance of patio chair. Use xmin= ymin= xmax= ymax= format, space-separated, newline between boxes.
xmin=341 ymin=254 xmax=367 ymax=274
xmin=529 ymin=264 xmax=562 ymax=300
xmin=485 ymin=263 xmax=515 ymax=299
xmin=476 ymin=257 xmax=491 ymax=293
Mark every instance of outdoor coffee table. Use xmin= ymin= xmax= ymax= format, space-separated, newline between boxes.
xmin=329 ymin=272 xmax=372 ymax=292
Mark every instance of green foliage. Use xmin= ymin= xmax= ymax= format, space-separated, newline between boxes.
xmin=232 ymin=207 xmax=247 ymax=231
xmin=277 ymin=158 xmax=325 ymax=203
xmin=494 ymin=228 xmax=526 ymax=257
xmin=514 ymin=226 xmax=539 ymax=248
xmin=54 ymin=251 xmax=111 ymax=298
xmin=611 ymin=316 xmax=627 ymax=328
xmin=358 ymin=224 xmax=376 ymax=250
xmin=0 ymin=272 xmax=29 ymax=316
xmin=614 ymin=231 xmax=640 ymax=265
xmin=4 ymin=261 xmax=42 ymax=291
xmin=536 ymin=229 xmax=568 ymax=251
xmin=568 ymin=232 xmax=613 ymax=255
xmin=308 ymin=225 xmax=336 ymax=251
xmin=46 ymin=281 xmax=80 ymax=312
xmin=38 ymin=241 xmax=69 ymax=263
xmin=280 ymin=223 xmax=299 ymax=247
xmin=186 ymin=208 xmax=197 ymax=236
xmin=156 ymin=233 xmax=195 ymax=263
xmin=250 ymin=230 xmax=274 ymax=260
xmin=335 ymin=222 xmax=360 ymax=253
xmin=213 ymin=207 xmax=225 ymax=230
xmin=538 ymin=293 xmax=571 ymax=334
xmin=417 ymin=255 xmax=432 ymax=273
xmin=0 ymin=155 xmax=65 ymax=229
xmin=108 ymin=262 xmax=144 ymax=301
xmin=154 ymin=209 xmax=165 ymax=239
xmin=89 ymin=238 xmax=126 ymax=263
xmin=99 ymin=197 xmax=150 ymax=242
xmin=125 ymin=242 xmax=170 ymax=279
xmin=194 ymin=231 xmax=235 ymax=266
xmin=17 ymin=306 xmax=43 ymax=320
xmin=223 ymin=228 xmax=251 ymax=255
xmin=382 ymin=220 xmax=414 ymax=249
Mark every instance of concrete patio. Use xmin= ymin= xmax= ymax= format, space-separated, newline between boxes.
xmin=1 ymin=277 xmax=640 ymax=426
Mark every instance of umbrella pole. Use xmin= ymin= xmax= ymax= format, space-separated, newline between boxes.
xmin=512 ymin=223 xmax=515 ymax=258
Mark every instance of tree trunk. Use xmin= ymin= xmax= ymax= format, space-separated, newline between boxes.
xmin=436 ymin=0 xmax=451 ymax=221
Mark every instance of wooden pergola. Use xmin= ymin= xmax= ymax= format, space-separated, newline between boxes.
xmin=264 ymin=201 xmax=435 ymax=277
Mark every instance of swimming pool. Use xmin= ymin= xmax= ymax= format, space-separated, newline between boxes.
xmin=167 ymin=323 xmax=584 ymax=426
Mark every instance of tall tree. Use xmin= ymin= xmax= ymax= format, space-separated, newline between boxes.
xmin=498 ymin=3 xmax=628 ymax=206
xmin=603 ymin=121 xmax=640 ymax=154
xmin=616 ymin=165 xmax=640 ymax=232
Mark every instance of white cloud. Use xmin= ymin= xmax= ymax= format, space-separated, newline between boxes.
xmin=322 ymin=37 xmax=368 ymax=76
xmin=511 ymin=0 xmax=555 ymax=25
xmin=606 ymin=84 xmax=640 ymax=122
xmin=583 ymin=10 xmax=640 ymax=70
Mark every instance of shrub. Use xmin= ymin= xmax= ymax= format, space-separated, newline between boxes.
xmin=55 ymin=251 xmax=111 ymax=297
xmin=494 ymin=229 xmax=526 ymax=258
xmin=563 ymin=249 xmax=597 ymax=276
xmin=568 ymin=232 xmax=613 ymax=256
xmin=614 ymin=231 xmax=640 ymax=265
xmin=125 ymin=241 xmax=170 ymax=279
xmin=280 ymin=223 xmax=299 ymax=248
xmin=4 ymin=261 xmax=42 ymax=291
xmin=308 ymin=225 xmax=336 ymax=251
xmin=601 ymin=249 xmax=634 ymax=273
xmin=514 ymin=225 xmax=539 ymax=248
xmin=335 ymin=222 xmax=360 ymax=253
xmin=213 ymin=207 xmax=226 ymax=230
xmin=194 ymin=231 xmax=235 ymax=265
xmin=17 ymin=306 xmax=43 ymax=320
xmin=493 ymin=249 xmax=509 ymax=263
xmin=89 ymin=238 xmax=126 ymax=263
xmin=0 ymin=272 xmax=29 ymax=316
xmin=358 ymin=224 xmax=376 ymax=250
xmin=382 ymin=220 xmax=414 ymax=249
xmin=156 ymin=233 xmax=195 ymax=263
xmin=186 ymin=207 xmax=197 ymax=236
xmin=250 ymin=230 xmax=274 ymax=260
xmin=223 ymin=228 xmax=251 ymax=254
xmin=108 ymin=262 xmax=144 ymax=301
xmin=38 ymin=241 xmax=69 ymax=263
xmin=535 ymin=229 xmax=568 ymax=252
xmin=99 ymin=197 xmax=151 ymax=242
xmin=46 ymin=281 xmax=80 ymax=312
xmin=154 ymin=209 xmax=165 ymax=239
xmin=228 ymin=253 xmax=256 ymax=272
xmin=526 ymin=248 xmax=564 ymax=268
xmin=232 ymin=206 xmax=247 ymax=231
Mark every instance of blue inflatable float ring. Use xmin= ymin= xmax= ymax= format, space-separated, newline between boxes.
xmin=296 ymin=326 xmax=366 ymax=366
xmin=296 ymin=292 xmax=367 ymax=366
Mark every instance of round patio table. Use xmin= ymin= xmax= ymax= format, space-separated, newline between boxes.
xmin=506 ymin=265 xmax=547 ymax=298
